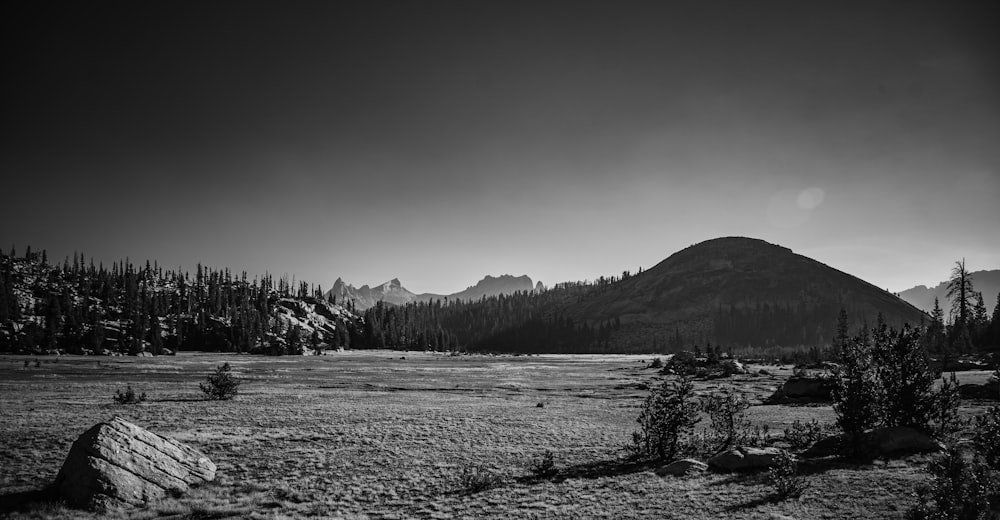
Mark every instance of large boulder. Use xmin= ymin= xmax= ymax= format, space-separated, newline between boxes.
xmin=54 ymin=417 xmax=216 ymax=510
xmin=765 ymin=376 xmax=834 ymax=404
xmin=707 ymin=446 xmax=789 ymax=472
xmin=959 ymin=382 xmax=1000 ymax=400
xmin=868 ymin=426 xmax=945 ymax=456
xmin=802 ymin=426 xmax=945 ymax=459
xmin=801 ymin=434 xmax=845 ymax=458
xmin=655 ymin=458 xmax=708 ymax=476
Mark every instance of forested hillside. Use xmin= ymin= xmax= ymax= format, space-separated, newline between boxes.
xmin=0 ymin=247 xmax=357 ymax=355
xmin=353 ymin=238 xmax=981 ymax=354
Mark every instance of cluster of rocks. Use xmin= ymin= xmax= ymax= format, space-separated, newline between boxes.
xmin=53 ymin=417 xmax=216 ymax=511
xmin=655 ymin=426 xmax=946 ymax=478
xmin=655 ymin=446 xmax=791 ymax=477
xmin=660 ymin=352 xmax=749 ymax=379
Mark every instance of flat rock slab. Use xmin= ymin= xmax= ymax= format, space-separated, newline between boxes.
xmin=655 ymin=458 xmax=708 ymax=476
xmin=708 ymin=446 xmax=788 ymax=472
xmin=54 ymin=417 xmax=216 ymax=510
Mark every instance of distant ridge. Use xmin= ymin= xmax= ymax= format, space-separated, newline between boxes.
xmin=416 ymin=274 xmax=537 ymax=303
xmin=899 ymin=270 xmax=1000 ymax=316
xmin=327 ymin=277 xmax=417 ymax=310
xmin=327 ymin=274 xmax=537 ymax=310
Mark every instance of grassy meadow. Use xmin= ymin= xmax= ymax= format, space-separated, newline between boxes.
xmin=1 ymin=351 xmax=991 ymax=519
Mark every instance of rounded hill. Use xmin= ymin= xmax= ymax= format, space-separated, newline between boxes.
xmin=568 ymin=237 xmax=928 ymax=349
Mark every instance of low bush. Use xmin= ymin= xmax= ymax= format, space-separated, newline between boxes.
xmin=457 ymin=464 xmax=504 ymax=494
xmin=766 ymin=451 xmax=809 ymax=500
xmin=662 ymin=352 xmax=697 ymax=375
xmin=974 ymin=406 xmax=1000 ymax=470
xmin=907 ymin=448 xmax=994 ymax=520
xmin=627 ymin=376 xmax=700 ymax=461
xmin=113 ymin=385 xmax=147 ymax=405
xmin=933 ymin=372 xmax=963 ymax=438
xmin=200 ymin=362 xmax=241 ymax=400
xmin=529 ymin=450 xmax=556 ymax=479
xmin=702 ymin=386 xmax=753 ymax=455
xmin=783 ymin=419 xmax=824 ymax=451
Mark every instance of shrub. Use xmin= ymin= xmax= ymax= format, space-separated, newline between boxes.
xmin=649 ymin=357 xmax=663 ymax=369
xmin=974 ymin=407 xmax=1000 ymax=470
xmin=876 ymin=325 xmax=936 ymax=430
xmin=907 ymin=448 xmax=994 ymax=520
xmin=718 ymin=359 xmax=744 ymax=377
xmin=113 ymin=385 xmax=147 ymax=405
xmin=702 ymin=386 xmax=753 ymax=455
xmin=628 ymin=376 xmax=700 ymax=461
xmin=200 ymin=362 xmax=241 ymax=400
xmin=529 ymin=450 xmax=556 ymax=479
xmin=832 ymin=334 xmax=883 ymax=454
xmin=933 ymin=372 xmax=963 ymax=438
xmin=783 ymin=419 xmax=824 ymax=452
xmin=833 ymin=323 xmax=954 ymax=456
xmin=766 ymin=451 xmax=809 ymax=500
xmin=662 ymin=352 xmax=697 ymax=375
xmin=457 ymin=464 xmax=504 ymax=494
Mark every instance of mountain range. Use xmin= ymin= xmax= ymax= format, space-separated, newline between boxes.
xmin=898 ymin=270 xmax=1000 ymax=317
xmin=327 ymin=274 xmax=539 ymax=310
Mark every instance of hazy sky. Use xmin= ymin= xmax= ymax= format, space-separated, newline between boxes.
xmin=3 ymin=1 xmax=998 ymax=295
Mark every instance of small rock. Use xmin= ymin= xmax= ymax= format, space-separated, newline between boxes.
xmin=655 ymin=458 xmax=707 ymax=476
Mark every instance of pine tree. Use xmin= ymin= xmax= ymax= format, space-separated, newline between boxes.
xmin=835 ymin=308 xmax=850 ymax=359
xmin=947 ymin=259 xmax=975 ymax=353
xmin=972 ymin=292 xmax=989 ymax=348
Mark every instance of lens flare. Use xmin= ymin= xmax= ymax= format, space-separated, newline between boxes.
xmin=796 ymin=187 xmax=825 ymax=210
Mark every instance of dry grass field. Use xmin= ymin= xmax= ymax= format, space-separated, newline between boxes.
xmin=0 ymin=352 xmax=992 ymax=519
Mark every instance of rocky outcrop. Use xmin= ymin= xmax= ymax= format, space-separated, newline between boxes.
xmin=54 ymin=417 xmax=216 ymax=510
xmin=765 ymin=376 xmax=835 ymax=404
xmin=707 ymin=446 xmax=789 ymax=472
xmin=802 ymin=426 xmax=945 ymax=459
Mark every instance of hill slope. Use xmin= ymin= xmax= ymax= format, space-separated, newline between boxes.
xmin=560 ymin=237 xmax=928 ymax=349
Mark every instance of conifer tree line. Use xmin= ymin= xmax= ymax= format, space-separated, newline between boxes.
xmin=355 ymin=260 xmax=1000 ymax=355
xmin=3 ymin=246 xmax=999 ymax=356
xmin=351 ymin=280 xmax=629 ymax=353
xmin=0 ymin=246 xmax=357 ymax=355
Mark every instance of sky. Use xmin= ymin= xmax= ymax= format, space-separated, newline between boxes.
xmin=2 ymin=1 xmax=998 ymax=295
